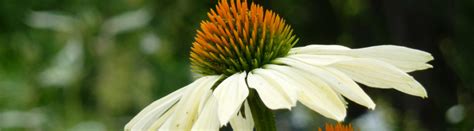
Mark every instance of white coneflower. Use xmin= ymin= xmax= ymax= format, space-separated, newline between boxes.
xmin=125 ymin=0 xmax=433 ymax=130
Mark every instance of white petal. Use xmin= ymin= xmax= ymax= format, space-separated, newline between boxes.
xmin=125 ymin=87 xmax=186 ymax=131
xmin=247 ymin=69 xmax=297 ymax=110
xmin=191 ymin=95 xmax=220 ymax=131
xmin=350 ymin=45 xmax=434 ymax=72
xmin=230 ymin=101 xmax=254 ymax=131
xmin=286 ymin=54 xmax=352 ymax=66
xmin=290 ymin=44 xmax=433 ymax=72
xmin=161 ymin=75 xmax=221 ymax=130
xmin=148 ymin=105 xmax=177 ymax=130
xmin=213 ymin=72 xmax=249 ymax=126
xmin=331 ymin=58 xmax=428 ymax=97
xmin=289 ymin=44 xmax=350 ymax=54
xmin=253 ymin=69 xmax=299 ymax=106
xmin=277 ymin=57 xmax=375 ymax=109
xmin=265 ymin=64 xmax=346 ymax=121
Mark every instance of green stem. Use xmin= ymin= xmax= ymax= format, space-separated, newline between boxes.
xmin=248 ymin=90 xmax=276 ymax=131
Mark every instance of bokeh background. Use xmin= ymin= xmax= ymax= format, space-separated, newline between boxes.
xmin=0 ymin=0 xmax=472 ymax=130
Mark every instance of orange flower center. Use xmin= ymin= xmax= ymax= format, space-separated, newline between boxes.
xmin=319 ymin=123 xmax=354 ymax=131
xmin=190 ymin=0 xmax=298 ymax=75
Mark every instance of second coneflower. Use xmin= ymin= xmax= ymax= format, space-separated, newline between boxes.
xmin=125 ymin=0 xmax=433 ymax=130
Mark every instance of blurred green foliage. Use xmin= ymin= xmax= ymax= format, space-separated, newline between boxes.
xmin=0 ymin=0 xmax=472 ymax=130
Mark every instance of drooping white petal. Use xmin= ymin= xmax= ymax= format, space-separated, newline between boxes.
xmin=230 ymin=101 xmax=255 ymax=131
xmin=318 ymin=67 xmax=377 ymax=109
xmin=265 ymin=64 xmax=346 ymax=121
xmin=191 ymin=94 xmax=220 ymax=130
xmin=289 ymin=44 xmax=433 ymax=72
xmin=253 ymin=69 xmax=299 ymax=106
xmin=247 ymin=69 xmax=297 ymax=110
xmin=289 ymin=44 xmax=350 ymax=54
xmin=350 ymin=45 xmax=434 ymax=72
xmin=160 ymin=75 xmax=221 ymax=130
xmin=331 ymin=58 xmax=428 ymax=97
xmin=148 ymin=105 xmax=177 ymax=130
xmin=125 ymin=87 xmax=186 ymax=131
xmin=276 ymin=57 xmax=375 ymax=109
xmin=287 ymin=54 xmax=352 ymax=66
xmin=213 ymin=72 xmax=249 ymax=126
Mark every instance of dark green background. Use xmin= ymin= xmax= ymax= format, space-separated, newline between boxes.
xmin=0 ymin=0 xmax=472 ymax=130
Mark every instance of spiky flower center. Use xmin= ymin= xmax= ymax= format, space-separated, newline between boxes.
xmin=190 ymin=0 xmax=298 ymax=75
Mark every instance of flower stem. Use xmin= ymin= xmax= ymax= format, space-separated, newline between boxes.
xmin=248 ymin=90 xmax=276 ymax=131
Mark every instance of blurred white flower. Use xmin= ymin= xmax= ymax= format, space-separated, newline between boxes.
xmin=27 ymin=11 xmax=76 ymax=32
xmin=140 ymin=32 xmax=161 ymax=55
xmin=102 ymin=8 xmax=151 ymax=35
xmin=39 ymin=38 xmax=83 ymax=87
xmin=446 ymin=104 xmax=465 ymax=124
